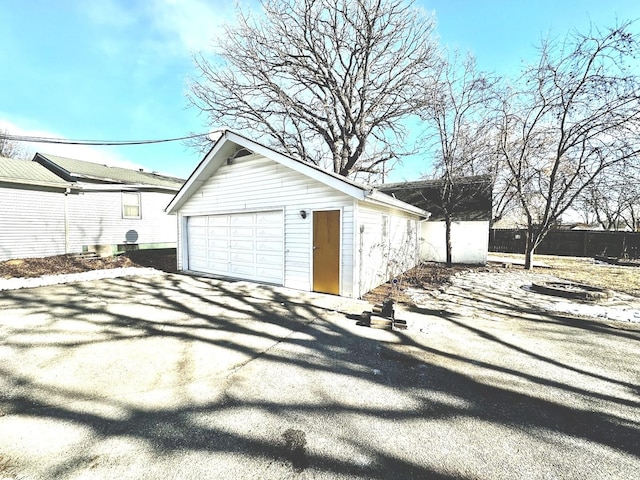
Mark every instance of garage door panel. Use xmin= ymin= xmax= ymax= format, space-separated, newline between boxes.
xmin=208 ymin=261 xmax=231 ymax=272
xmin=256 ymin=227 xmax=281 ymax=238
xmin=189 ymin=216 xmax=208 ymax=227
xmin=256 ymin=240 xmax=282 ymax=252
xmin=208 ymin=226 xmax=229 ymax=237
xmin=209 ymin=216 xmax=228 ymax=226
xmin=256 ymin=211 xmax=281 ymax=223
xmin=229 ymin=239 xmax=254 ymax=250
xmin=230 ymin=251 xmax=254 ymax=263
xmin=209 ymin=239 xmax=228 ymax=249
xmin=189 ymin=257 xmax=208 ymax=270
xmin=231 ymin=227 xmax=254 ymax=237
xmin=231 ymin=214 xmax=254 ymax=225
xmin=188 ymin=211 xmax=283 ymax=284
xmin=190 ymin=236 xmax=207 ymax=249
xmin=256 ymin=253 xmax=282 ymax=265
xmin=189 ymin=225 xmax=207 ymax=237
xmin=256 ymin=266 xmax=282 ymax=281
xmin=210 ymin=251 xmax=229 ymax=261
xmin=231 ymin=264 xmax=255 ymax=276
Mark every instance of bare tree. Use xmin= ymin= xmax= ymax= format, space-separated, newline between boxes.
xmin=0 ymin=129 xmax=28 ymax=159
xmin=576 ymin=161 xmax=640 ymax=230
xmin=188 ymin=0 xmax=441 ymax=180
xmin=421 ymin=51 xmax=499 ymax=264
xmin=497 ymin=22 xmax=640 ymax=269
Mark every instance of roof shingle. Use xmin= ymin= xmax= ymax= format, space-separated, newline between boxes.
xmin=35 ymin=154 xmax=184 ymax=189
xmin=0 ymin=156 xmax=71 ymax=187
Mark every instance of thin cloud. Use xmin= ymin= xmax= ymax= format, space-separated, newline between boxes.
xmin=146 ymin=0 xmax=246 ymax=53
xmin=83 ymin=0 xmax=137 ymax=28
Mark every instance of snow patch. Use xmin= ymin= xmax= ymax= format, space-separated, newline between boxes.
xmin=0 ymin=267 xmax=162 ymax=291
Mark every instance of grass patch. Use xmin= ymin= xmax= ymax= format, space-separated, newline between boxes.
xmin=491 ymin=252 xmax=640 ymax=297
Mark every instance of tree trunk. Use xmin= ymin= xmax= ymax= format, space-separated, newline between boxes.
xmin=524 ymin=228 xmax=535 ymax=270
xmin=445 ymin=212 xmax=453 ymax=266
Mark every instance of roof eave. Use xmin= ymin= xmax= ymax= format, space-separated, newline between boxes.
xmin=166 ymin=130 xmax=369 ymax=213
xmin=364 ymin=190 xmax=430 ymax=218
xmin=0 ymin=178 xmax=75 ymax=189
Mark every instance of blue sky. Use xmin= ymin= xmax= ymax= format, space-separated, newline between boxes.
xmin=1 ymin=0 xmax=639 ymax=181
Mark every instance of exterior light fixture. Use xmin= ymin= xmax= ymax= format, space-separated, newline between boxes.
xmin=299 ymin=210 xmax=307 ymax=219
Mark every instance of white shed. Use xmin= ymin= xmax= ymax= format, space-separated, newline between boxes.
xmin=166 ymin=131 xmax=429 ymax=298
xmin=379 ymin=176 xmax=493 ymax=264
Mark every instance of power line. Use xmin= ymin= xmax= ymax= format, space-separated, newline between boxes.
xmin=0 ymin=130 xmax=221 ymax=146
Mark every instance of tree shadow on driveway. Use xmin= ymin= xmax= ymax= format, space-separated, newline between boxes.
xmin=0 ymin=272 xmax=639 ymax=479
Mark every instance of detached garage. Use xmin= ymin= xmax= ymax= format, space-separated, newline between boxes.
xmin=166 ymin=131 xmax=428 ymax=298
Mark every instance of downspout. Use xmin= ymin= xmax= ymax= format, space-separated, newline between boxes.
xmin=358 ymin=224 xmax=364 ymax=299
xmin=64 ymin=187 xmax=70 ymax=254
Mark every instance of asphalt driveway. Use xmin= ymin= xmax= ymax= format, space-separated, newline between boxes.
xmin=0 ymin=271 xmax=639 ymax=479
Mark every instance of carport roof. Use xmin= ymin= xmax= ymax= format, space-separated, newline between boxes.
xmin=165 ymin=130 xmax=429 ymax=218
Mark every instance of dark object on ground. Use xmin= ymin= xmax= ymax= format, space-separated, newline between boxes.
xmin=124 ymin=248 xmax=178 ymax=273
xmin=594 ymin=255 xmax=640 ymax=267
xmin=530 ymin=281 xmax=612 ymax=302
xmin=358 ymin=298 xmax=408 ymax=330
xmin=280 ymin=428 xmax=309 ymax=472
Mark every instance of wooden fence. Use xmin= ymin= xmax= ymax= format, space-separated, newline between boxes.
xmin=489 ymin=229 xmax=640 ymax=259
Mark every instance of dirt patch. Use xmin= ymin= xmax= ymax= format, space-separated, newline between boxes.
xmin=362 ymin=262 xmax=502 ymax=306
xmin=0 ymin=249 xmax=177 ymax=279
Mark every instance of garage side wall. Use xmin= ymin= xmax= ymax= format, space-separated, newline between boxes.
xmin=420 ymin=220 xmax=489 ymax=264
xmin=355 ymin=202 xmax=420 ymax=298
xmin=176 ymin=154 xmax=355 ymax=295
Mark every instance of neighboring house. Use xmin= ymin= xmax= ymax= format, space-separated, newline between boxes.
xmin=166 ymin=130 xmax=429 ymax=298
xmin=379 ymin=176 xmax=493 ymax=264
xmin=0 ymin=154 xmax=184 ymax=262
xmin=0 ymin=156 xmax=80 ymax=261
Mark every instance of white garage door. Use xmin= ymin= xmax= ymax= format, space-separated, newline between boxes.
xmin=187 ymin=211 xmax=284 ymax=284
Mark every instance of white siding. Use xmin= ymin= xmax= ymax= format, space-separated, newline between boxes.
xmin=177 ymin=154 xmax=355 ymax=295
xmin=420 ymin=220 xmax=489 ymax=264
xmin=0 ymin=186 xmax=67 ymax=261
xmin=66 ymin=190 xmax=177 ymax=252
xmin=0 ymin=186 xmax=177 ymax=262
xmin=355 ymin=202 xmax=421 ymax=298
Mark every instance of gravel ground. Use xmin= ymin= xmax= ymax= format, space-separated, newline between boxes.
xmin=1 ymin=270 xmax=639 ymax=479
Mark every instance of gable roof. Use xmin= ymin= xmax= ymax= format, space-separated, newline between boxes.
xmin=0 ymin=156 xmax=72 ymax=188
xmin=379 ymin=175 xmax=493 ymax=221
xmin=34 ymin=153 xmax=184 ymax=190
xmin=165 ymin=130 xmax=428 ymax=217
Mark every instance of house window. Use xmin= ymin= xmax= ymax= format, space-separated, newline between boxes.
xmin=122 ymin=192 xmax=141 ymax=219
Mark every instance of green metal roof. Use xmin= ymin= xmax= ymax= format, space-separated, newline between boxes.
xmin=0 ymin=156 xmax=71 ymax=187
xmin=36 ymin=153 xmax=185 ymax=190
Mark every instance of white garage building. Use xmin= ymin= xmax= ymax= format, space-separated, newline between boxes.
xmin=166 ymin=131 xmax=429 ymax=298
